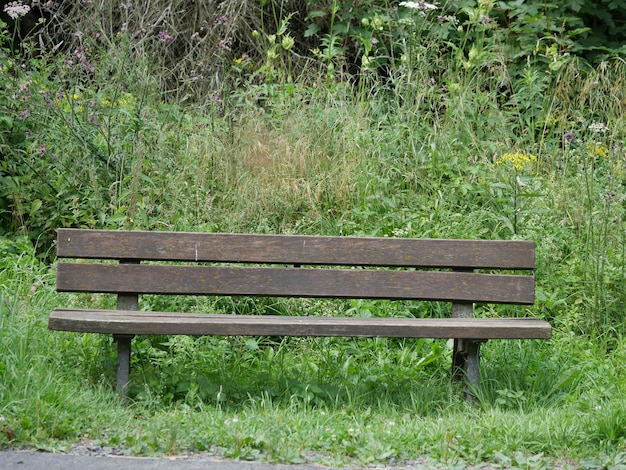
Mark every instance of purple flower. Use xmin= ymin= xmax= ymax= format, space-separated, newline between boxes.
xmin=72 ymin=47 xmax=95 ymax=72
xmin=19 ymin=108 xmax=30 ymax=121
xmin=213 ymin=15 xmax=228 ymax=26
xmin=158 ymin=31 xmax=174 ymax=43
xmin=218 ymin=38 xmax=232 ymax=51
xmin=564 ymin=132 xmax=576 ymax=143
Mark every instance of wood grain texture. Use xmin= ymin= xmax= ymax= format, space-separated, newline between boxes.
xmin=57 ymin=263 xmax=535 ymax=304
xmin=56 ymin=228 xmax=534 ymax=269
xmin=49 ymin=309 xmax=552 ymax=339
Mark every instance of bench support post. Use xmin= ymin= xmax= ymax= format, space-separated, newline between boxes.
xmin=452 ymin=338 xmax=481 ymax=397
xmin=113 ymin=334 xmax=134 ymax=402
xmin=115 ymin=270 xmax=139 ymax=403
xmin=451 ymin=301 xmax=481 ymax=400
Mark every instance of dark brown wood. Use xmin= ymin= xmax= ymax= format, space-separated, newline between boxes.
xmin=49 ymin=309 xmax=552 ymax=339
xmin=56 ymin=263 xmax=535 ymax=304
xmin=56 ymin=228 xmax=535 ymax=269
xmin=452 ymin=301 xmax=477 ymax=385
xmin=113 ymin=335 xmax=133 ymax=403
xmin=50 ymin=229 xmax=550 ymax=401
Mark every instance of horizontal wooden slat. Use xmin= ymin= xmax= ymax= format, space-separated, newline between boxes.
xmin=56 ymin=228 xmax=534 ymax=269
xmin=57 ymin=263 xmax=535 ymax=304
xmin=49 ymin=309 xmax=552 ymax=339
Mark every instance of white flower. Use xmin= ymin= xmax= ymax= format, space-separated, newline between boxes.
xmin=399 ymin=1 xmax=439 ymax=10
xmin=3 ymin=1 xmax=31 ymax=19
xmin=589 ymin=122 xmax=609 ymax=133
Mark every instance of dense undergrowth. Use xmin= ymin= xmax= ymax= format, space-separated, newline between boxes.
xmin=1 ymin=0 xmax=626 ymax=467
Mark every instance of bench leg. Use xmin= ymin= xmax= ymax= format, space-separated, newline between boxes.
xmin=114 ymin=289 xmax=138 ymax=403
xmin=113 ymin=334 xmax=134 ymax=403
xmin=452 ymin=338 xmax=481 ymax=401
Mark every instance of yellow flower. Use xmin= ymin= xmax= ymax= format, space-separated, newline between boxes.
xmin=587 ymin=143 xmax=609 ymax=159
xmin=498 ymin=153 xmax=537 ymax=171
xmin=100 ymin=93 xmax=135 ymax=108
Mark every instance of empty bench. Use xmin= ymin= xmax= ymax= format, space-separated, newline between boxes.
xmin=49 ymin=228 xmax=552 ymax=400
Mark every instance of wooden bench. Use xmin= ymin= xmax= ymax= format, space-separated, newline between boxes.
xmin=49 ymin=228 xmax=551 ymax=400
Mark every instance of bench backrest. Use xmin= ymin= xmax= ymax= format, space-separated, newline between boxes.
xmin=55 ymin=228 xmax=535 ymax=304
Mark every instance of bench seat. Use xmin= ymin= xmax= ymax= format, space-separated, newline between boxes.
xmin=50 ymin=308 xmax=551 ymax=339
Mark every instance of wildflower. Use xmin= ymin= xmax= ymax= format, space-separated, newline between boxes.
xmin=70 ymin=48 xmax=95 ymax=72
xmin=392 ymin=227 xmax=409 ymax=237
xmin=213 ymin=15 xmax=228 ymax=26
xmin=399 ymin=1 xmax=439 ymax=10
xmin=564 ymin=132 xmax=576 ymax=143
xmin=218 ymin=37 xmax=232 ymax=51
xmin=18 ymin=108 xmax=29 ymax=121
xmin=3 ymin=2 xmax=31 ymax=19
xmin=158 ymin=31 xmax=174 ymax=43
xmin=588 ymin=143 xmax=609 ymax=159
xmin=281 ymin=34 xmax=295 ymax=51
xmin=498 ymin=152 xmax=537 ymax=171
xmin=589 ymin=122 xmax=609 ymax=133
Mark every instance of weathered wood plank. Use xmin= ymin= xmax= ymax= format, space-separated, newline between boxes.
xmin=49 ymin=309 xmax=552 ymax=339
xmin=56 ymin=228 xmax=534 ymax=269
xmin=57 ymin=263 xmax=535 ymax=304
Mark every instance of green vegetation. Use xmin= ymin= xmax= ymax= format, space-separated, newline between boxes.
xmin=1 ymin=0 xmax=625 ymax=466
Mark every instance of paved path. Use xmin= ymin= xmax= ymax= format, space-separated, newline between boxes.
xmin=1 ymin=450 xmax=353 ymax=470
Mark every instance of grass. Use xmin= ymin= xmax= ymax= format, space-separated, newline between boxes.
xmin=2 ymin=8 xmax=626 ymax=466
xmin=1 ymin=248 xmax=626 ymax=466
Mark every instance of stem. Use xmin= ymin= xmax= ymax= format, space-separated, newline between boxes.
xmin=512 ymin=170 xmax=518 ymax=235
